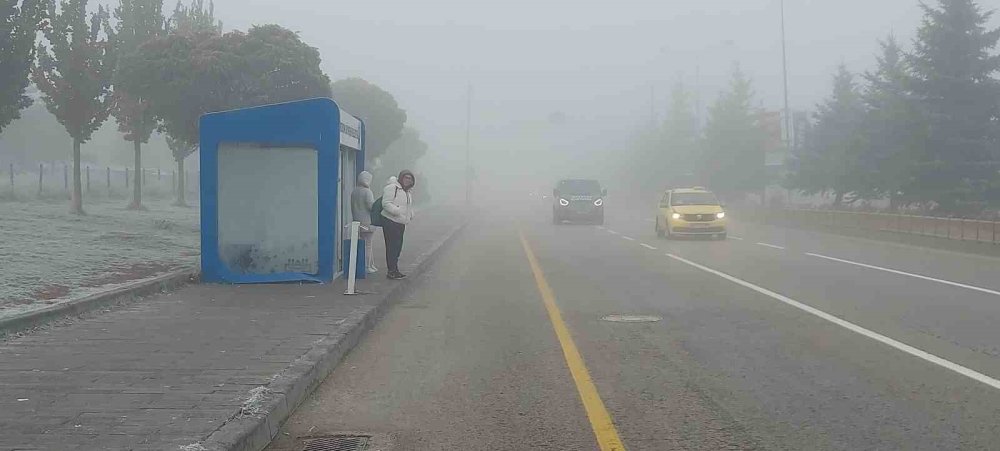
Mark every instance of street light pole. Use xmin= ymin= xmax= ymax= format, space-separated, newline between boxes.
xmin=465 ymin=83 xmax=473 ymax=205
xmin=780 ymin=0 xmax=792 ymax=146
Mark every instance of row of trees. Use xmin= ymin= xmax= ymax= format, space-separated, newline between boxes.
xmin=632 ymin=0 xmax=998 ymax=214
xmin=2 ymin=0 xmax=414 ymax=214
xmin=788 ymin=0 xmax=999 ymax=213
xmin=631 ymin=64 xmax=771 ymax=201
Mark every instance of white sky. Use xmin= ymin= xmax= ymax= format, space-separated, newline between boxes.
xmin=199 ymin=0 xmax=939 ymax=145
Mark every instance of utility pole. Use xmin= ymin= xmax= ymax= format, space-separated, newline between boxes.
xmin=694 ymin=64 xmax=702 ymax=132
xmin=780 ymin=0 xmax=792 ymax=145
xmin=465 ymin=83 xmax=473 ymax=205
xmin=649 ymin=84 xmax=656 ymax=126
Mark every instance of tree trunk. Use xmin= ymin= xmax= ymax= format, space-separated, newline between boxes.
xmin=70 ymin=139 xmax=84 ymax=215
xmin=174 ymin=157 xmax=186 ymax=207
xmin=127 ymin=140 xmax=144 ymax=210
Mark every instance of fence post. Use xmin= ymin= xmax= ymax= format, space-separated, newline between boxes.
xmin=106 ymin=167 xmax=111 ymax=194
xmin=63 ymin=164 xmax=68 ymax=191
xmin=125 ymin=167 xmax=129 ymax=188
xmin=8 ymin=163 xmax=12 ymax=188
xmin=142 ymin=168 xmax=147 ymax=186
xmin=38 ymin=163 xmax=43 ymax=195
xmin=86 ymin=166 xmax=91 ymax=193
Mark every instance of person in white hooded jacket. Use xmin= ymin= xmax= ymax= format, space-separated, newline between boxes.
xmin=351 ymin=171 xmax=378 ymax=274
xmin=381 ymin=170 xmax=415 ymax=279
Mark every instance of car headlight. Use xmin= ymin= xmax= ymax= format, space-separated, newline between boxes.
xmin=671 ymin=212 xmax=681 ymax=220
xmin=716 ymin=212 xmax=726 ymax=219
xmin=559 ymin=198 xmax=570 ymax=206
xmin=594 ymin=198 xmax=604 ymax=207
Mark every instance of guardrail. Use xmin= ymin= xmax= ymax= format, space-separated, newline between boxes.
xmin=745 ymin=208 xmax=1000 ymax=244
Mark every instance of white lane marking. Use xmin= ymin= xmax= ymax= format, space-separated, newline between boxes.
xmin=807 ymin=253 xmax=1000 ymax=297
xmin=756 ymin=242 xmax=786 ymax=250
xmin=641 ymin=243 xmax=658 ymax=250
xmin=597 ymin=226 xmax=606 ymax=230
xmin=666 ymin=253 xmax=1000 ymax=391
xmin=622 ymin=236 xmax=636 ymax=242
xmin=608 ymin=230 xmax=619 ymax=235
xmin=729 ymin=236 xmax=745 ymax=241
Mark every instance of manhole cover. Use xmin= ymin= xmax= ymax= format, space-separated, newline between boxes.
xmin=302 ymin=435 xmax=371 ymax=451
xmin=602 ymin=315 xmax=662 ymax=323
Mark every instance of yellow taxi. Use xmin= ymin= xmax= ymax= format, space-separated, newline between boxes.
xmin=655 ymin=188 xmax=728 ymax=240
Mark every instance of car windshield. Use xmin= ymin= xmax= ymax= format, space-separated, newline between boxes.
xmin=671 ymin=192 xmax=720 ymax=206
xmin=557 ymin=180 xmax=601 ymax=195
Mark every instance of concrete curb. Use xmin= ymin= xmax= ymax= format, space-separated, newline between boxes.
xmin=199 ymin=215 xmax=473 ymax=451
xmin=0 ymin=268 xmax=200 ymax=337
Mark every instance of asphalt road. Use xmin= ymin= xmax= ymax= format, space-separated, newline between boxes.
xmin=267 ymin=205 xmax=1000 ymax=450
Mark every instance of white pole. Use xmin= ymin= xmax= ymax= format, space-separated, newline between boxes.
xmin=780 ymin=0 xmax=792 ymax=145
xmin=465 ymin=83 xmax=473 ymax=205
xmin=345 ymin=221 xmax=360 ymax=295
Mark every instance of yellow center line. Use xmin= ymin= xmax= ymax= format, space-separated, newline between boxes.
xmin=518 ymin=229 xmax=627 ymax=451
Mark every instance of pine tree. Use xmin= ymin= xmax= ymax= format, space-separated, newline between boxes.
xmin=908 ymin=0 xmax=1000 ymax=211
xmin=701 ymin=64 xmax=767 ymax=198
xmin=862 ymin=36 xmax=926 ymax=207
xmin=801 ymin=65 xmax=867 ymax=206
xmin=660 ymin=81 xmax=700 ymax=180
xmin=113 ymin=0 xmax=166 ymax=210
xmin=1 ymin=0 xmax=45 ymax=133
xmin=32 ymin=0 xmax=116 ymax=214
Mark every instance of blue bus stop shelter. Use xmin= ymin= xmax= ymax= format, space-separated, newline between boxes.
xmin=199 ymin=98 xmax=365 ymax=284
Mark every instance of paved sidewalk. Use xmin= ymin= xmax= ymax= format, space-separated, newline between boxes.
xmin=0 ymin=206 xmax=466 ymax=451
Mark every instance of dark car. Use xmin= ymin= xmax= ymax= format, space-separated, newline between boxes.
xmin=553 ymin=179 xmax=606 ymax=225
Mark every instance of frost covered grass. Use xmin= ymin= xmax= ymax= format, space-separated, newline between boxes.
xmin=0 ymin=197 xmax=200 ymax=318
xmin=0 ymin=165 xmax=197 ymax=204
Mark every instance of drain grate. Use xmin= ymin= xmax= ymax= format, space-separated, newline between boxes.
xmin=302 ymin=435 xmax=371 ymax=451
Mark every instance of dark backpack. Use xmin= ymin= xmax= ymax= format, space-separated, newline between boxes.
xmin=371 ymin=197 xmax=385 ymax=227
xmin=370 ymin=187 xmax=398 ymax=227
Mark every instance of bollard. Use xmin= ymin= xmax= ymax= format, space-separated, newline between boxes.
xmin=8 ymin=163 xmax=13 ymax=188
xmin=106 ymin=167 xmax=111 ymax=194
xmin=38 ymin=163 xmax=43 ymax=195
xmin=125 ymin=167 xmax=129 ymax=188
xmin=63 ymin=164 xmax=68 ymax=191
xmin=345 ymin=221 xmax=361 ymax=295
xmin=86 ymin=166 xmax=91 ymax=193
